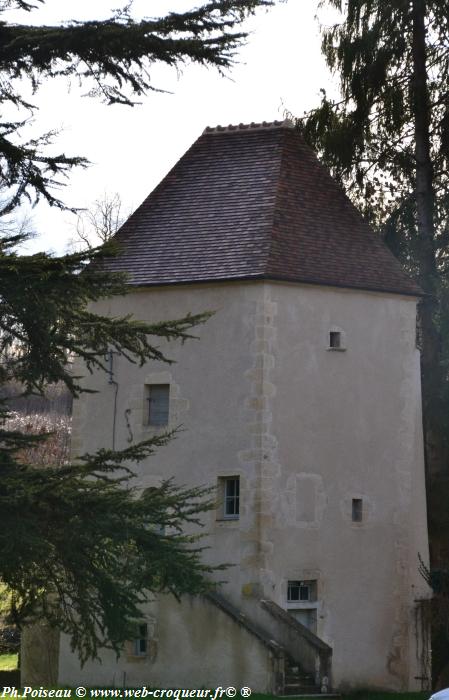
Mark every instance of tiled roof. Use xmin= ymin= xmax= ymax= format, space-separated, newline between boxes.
xmin=106 ymin=120 xmax=421 ymax=297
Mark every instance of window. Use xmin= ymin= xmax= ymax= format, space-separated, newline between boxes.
xmin=146 ymin=384 xmax=170 ymax=426
xmin=287 ymin=580 xmax=316 ymax=603
xmin=221 ymin=477 xmax=240 ymax=519
xmin=352 ymin=498 xmax=363 ymax=522
xmin=327 ymin=327 xmax=346 ymax=351
xmin=287 ymin=580 xmax=318 ymax=634
xmin=329 ymin=331 xmax=341 ymax=349
xmin=133 ymin=622 xmax=148 ymax=657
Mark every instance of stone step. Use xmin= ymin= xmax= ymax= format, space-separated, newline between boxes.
xmin=282 ymin=685 xmax=322 ymax=696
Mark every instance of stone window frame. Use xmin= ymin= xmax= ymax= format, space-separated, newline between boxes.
xmin=144 ymin=383 xmax=170 ymax=427
xmin=125 ymin=620 xmax=149 ymax=661
xmin=287 ymin=579 xmax=317 ymax=605
xmin=341 ymin=493 xmax=371 ymax=527
xmin=286 ymin=579 xmax=320 ymax=634
xmin=326 ymin=325 xmax=347 ymax=352
xmin=217 ymin=475 xmax=240 ymax=521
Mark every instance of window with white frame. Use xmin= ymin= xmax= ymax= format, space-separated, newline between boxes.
xmin=146 ymin=384 xmax=170 ymax=426
xmin=218 ymin=476 xmax=240 ymax=519
xmin=287 ymin=580 xmax=318 ymax=633
xmin=287 ymin=580 xmax=316 ymax=603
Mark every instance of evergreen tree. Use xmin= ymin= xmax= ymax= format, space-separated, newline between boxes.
xmin=0 ymin=216 xmax=217 ymax=667
xmin=0 ymin=0 xmax=274 ymax=663
xmin=0 ymin=0 xmax=272 ymax=215
xmin=298 ymin=0 xmax=449 ymax=487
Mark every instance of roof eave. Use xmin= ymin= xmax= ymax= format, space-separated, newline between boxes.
xmin=124 ymin=273 xmax=424 ymax=298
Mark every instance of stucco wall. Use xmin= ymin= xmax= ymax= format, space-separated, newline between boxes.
xmin=21 ymin=625 xmax=60 ymax=686
xmin=253 ymin=282 xmax=430 ymax=690
xmin=58 ymin=595 xmax=276 ymax=692
xmin=59 ymin=280 xmax=430 ymax=692
xmin=70 ymin=282 xmax=263 ymax=601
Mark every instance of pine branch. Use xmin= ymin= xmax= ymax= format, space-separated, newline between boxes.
xmin=0 ymin=0 xmax=275 ymax=664
xmin=0 ymin=436 xmax=219 ymax=663
xmin=0 ymin=2 xmax=273 ymax=106
xmin=0 ymin=244 xmax=212 ymax=393
xmin=0 ymin=1 xmax=273 ymax=211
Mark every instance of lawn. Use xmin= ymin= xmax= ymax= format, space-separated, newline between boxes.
xmin=0 ymin=652 xmax=18 ymax=671
xmin=343 ymin=694 xmax=428 ymax=700
xmin=336 ymin=694 xmax=429 ymax=700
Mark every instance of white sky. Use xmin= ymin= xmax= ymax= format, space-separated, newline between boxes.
xmin=6 ymin=0 xmax=342 ymax=253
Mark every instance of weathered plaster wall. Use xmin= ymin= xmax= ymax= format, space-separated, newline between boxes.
xmin=70 ymin=283 xmax=263 ymax=601
xmin=21 ymin=625 xmax=60 ymax=686
xmin=58 ymin=280 xmax=430 ymax=692
xmin=58 ymin=595 xmax=276 ymax=692
xmin=254 ymin=282 xmax=430 ymax=690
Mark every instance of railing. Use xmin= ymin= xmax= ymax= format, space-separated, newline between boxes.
xmin=260 ymin=599 xmax=332 ymax=692
xmin=204 ymin=592 xmax=332 ymax=694
xmin=205 ymin=592 xmax=286 ymax=695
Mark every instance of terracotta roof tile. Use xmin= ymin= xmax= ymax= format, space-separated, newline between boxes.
xmin=105 ymin=121 xmax=421 ymax=297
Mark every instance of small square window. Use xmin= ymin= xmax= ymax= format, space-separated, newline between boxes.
xmin=146 ymin=384 xmax=170 ymax=426
xmin=133 ymin=622 xmax=148 ymax=657
xmin=219 ymin=477 xmax=240 ymax=519
xmin=352 ymin=498 xmax=363 ymax=522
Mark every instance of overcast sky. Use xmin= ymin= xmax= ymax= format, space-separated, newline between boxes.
xmin=7 ymin=0 xmax=341 ymax=253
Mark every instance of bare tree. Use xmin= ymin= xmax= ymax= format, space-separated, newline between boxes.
xmin=69 ymin=192 xmax=129 ymax=250
xmin=3 ymin=411 xmax=71 ymax=467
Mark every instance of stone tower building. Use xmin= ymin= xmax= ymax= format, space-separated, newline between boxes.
xmin=33 ymin=121 xmax=430 ymax=692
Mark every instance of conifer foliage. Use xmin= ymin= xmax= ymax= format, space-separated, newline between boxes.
xmin=0 ymin=0 xmax=273 ymax=663
xmin=0 ymin=0 xmax=272 ymax=215
xmin=299 ymin=0 xmax=449 ymax=484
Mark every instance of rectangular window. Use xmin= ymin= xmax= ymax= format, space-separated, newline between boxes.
xmin=133 ymin=622 xmax=148 ymax=657
xmin=223 ymin=477 xmax=240 ymax=519
xmin=352 ymin=498 xmax=363 ymax=522
xmin=287 ymin=580 xmax=316 ymax=603
xmin=329 ymin=331 xmax=341 ymax=349
xmin=287 ymin=580 xmax=318 ymax=634
xmin=146 ymin=384 xmax=170 ymax=426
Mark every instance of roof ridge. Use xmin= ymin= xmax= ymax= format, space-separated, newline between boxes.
xmin=203 ymin=119 xmax=294 ymax=135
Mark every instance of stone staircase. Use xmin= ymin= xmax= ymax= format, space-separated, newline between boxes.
xmin=206 ymin=592 xmax=332 ymax=695
xmin=260 ymin=599 xmax=332 ymax=694
xmin=283 ymin=656 xmax=321 ymax=696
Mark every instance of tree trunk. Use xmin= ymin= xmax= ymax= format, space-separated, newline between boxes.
xmin=411 ymin=0 xmax=444 ymax=487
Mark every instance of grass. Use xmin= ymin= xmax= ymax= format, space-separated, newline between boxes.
xmin=0 ymin=652 xmax=18 ymax=671
xmin=336 ymin=694 xmax=429 ymax=700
